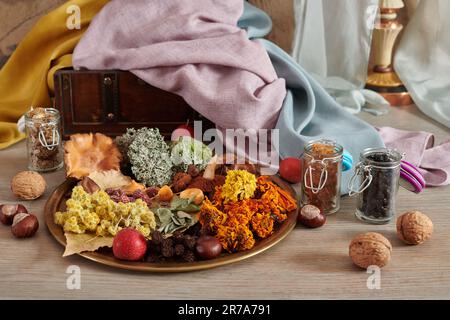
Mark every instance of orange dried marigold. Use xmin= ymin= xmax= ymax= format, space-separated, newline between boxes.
xmin=216 ymin=224 xmax=255 ymax=253
xmin=199 ymin=198 xmax=227 ymax=233
xmin=251 ymin=212 xmax=274 ymax=239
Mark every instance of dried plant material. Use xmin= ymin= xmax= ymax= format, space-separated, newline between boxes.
xmin=89 ymin=170 xmax=131 ymax=189
xmin=203 ymin=155 xmax=218 ymax=180
xmin=63 ymin=232 xmax=113 ymax=257
xmin=123 ymin=180 xmax=146 ymax=195
xmin=64 ymin=133 xmax=122 ymax=179
xmin=180 ymin=188 xmax=204 ymax=205
xmin=220 ymin=170 xmax=257 ymax=203
xmin=89 ymin=170 xmax=145 ymax=194
xmin=55 ymin=186 xmax=156 ymax=237
xmin=199 ymin=175 xmax=297 ymax=253
xmin=158 ymin=185 xmax=174 ymax=202
xmin=154 ymin=208 xmax=198 ymax=236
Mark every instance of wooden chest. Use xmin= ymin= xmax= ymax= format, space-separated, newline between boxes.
xmin=53 ymin=69 xmax=214 ymax=139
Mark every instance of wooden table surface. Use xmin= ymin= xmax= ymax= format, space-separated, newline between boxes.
xmin=0 ymin=105 xmax=449 ymax=299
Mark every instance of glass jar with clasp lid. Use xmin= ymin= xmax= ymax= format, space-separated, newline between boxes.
xmin=348 ymin=148 xmax=403 ymax=224
xmin=301 ymin=139 xmax=352 ymax=215
xmin=25 ymin=108 xmax=63 ymax=172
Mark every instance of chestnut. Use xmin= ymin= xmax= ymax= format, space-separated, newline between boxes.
xmin=0 ymin=204 xmax=28 ymax=225
xmin=298 ymin=205 xmax=326 ymax=228
xmin=195 ymin=236 xmax=222 ymax=260
xmin=79 ymin=177 xmax=100 ymax=194
xmin=11 ymin=213 xmax=39 ymax=238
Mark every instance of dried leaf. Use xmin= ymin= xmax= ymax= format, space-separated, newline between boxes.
xmin=170 ymin=197 xmax=200 ymax=213
xmin=63 ymin=232 xmax=113 ymax=257
xmin=88 ymin=170 xmax=145 ymax=193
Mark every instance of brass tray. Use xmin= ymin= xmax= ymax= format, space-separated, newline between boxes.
xmin=45 ymin=176 xmax=298 ymax=272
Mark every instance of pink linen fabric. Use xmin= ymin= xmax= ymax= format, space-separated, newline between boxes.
xmin=72 ymin=0 xmax=286 ymax=130
xmin=378 ymin=127 xmax=450 ymax=187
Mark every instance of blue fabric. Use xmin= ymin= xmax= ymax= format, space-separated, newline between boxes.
xmin=240 ymin=2 xmax=384 ymax=194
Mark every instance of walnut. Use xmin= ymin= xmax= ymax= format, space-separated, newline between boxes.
xmin=397 ymin=211 xmax=433 ymax=245
xmin=11 ymin=171 xmax=47 ymax=200
xmin=349 ymin=232 xmax=392 ymax=269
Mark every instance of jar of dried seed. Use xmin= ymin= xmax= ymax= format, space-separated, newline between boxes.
xmin=301 ymin=139 xmax=344 ymax=215
xmin=348 ymin=148 xmax=402 ymax=224
xmin=25 ymin=108 xmax=63 ymax=172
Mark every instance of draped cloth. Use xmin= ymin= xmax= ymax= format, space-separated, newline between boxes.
xmin=292 ymin=0 xmax=390 ymax=115
xmin=73 ymin=0 xmax=383 ymax=193
xmin=378 ymin=127 xmax=450 ymax=187
xmin=0 ymin=0 xmax=384 ymax=194
xmin=395 ymin=0 xmax=450 ymax=128
xmin=73 ymin=0 xmax=286 ymax=131
xmin=293 ymin=0 xmax=450 ymax=128
xmin=0 ymin=0 xmax=109 ymax=149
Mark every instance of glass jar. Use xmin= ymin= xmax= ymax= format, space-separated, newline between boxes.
xmin=25 ymin=108 xmax=63 ymax=172
xmin=349 ymin=148 xmax=402 ymax=224
xmin=301 ymin=139 xmax=343 ymax=215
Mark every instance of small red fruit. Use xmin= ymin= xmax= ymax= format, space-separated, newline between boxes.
xmin=113 ymin=228 xmax=147 ymax=261
xmin=171 ymin=123 xmax=195 ymax=141
xmin=279 ymin=157 xmax=302 ymax=184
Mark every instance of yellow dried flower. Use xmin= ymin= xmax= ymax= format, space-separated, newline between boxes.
xmin=55 ymin=186 xmax=156 ymax=238
xmin=220 ymin=170 xmax=257 ymax=203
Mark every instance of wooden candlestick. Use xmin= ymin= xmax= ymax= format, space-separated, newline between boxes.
xmin=366 ymin=0 xmax=413 ymax=106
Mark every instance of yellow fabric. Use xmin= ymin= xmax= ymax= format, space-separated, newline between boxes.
xmin=0 ymin=0 xmax=109 ymax=149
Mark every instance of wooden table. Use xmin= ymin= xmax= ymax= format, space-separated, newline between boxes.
xmin=1 ymin=105 xmax=449 ymax=299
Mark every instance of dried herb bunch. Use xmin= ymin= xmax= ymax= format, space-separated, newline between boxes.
xmin=116 ymin=128 xmax=174 ymax=187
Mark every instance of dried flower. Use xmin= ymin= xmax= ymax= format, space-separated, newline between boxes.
xmin=123 ymin=128 xmax=173 ymax=187
xmin=220 ymin=170 xmax=257 ymax=203
xmin=170 ymin=136 xmax=212 ymax=172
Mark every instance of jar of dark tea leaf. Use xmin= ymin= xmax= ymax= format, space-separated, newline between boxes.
xmin=301 ymin=139 xmax=343 ymax=215
xmin=349 ymin=148 xmax=402 ymax=224
xmin=25 ymin=108 xmax=63 ymax=172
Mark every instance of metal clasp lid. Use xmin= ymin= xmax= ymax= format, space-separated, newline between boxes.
xmin=304 ymin=159 xmax=329 ymax=194
xmin=348 ymin=162 xmax=373 ymax=197
xmin=38 ymin=123 xmax=60 ymax=151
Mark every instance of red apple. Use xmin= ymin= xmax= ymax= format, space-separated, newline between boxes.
xmin=279 ymin=157 xmax=302 ymax=184
xmin=113 ymin=228 xmax=147 ymax=261
xmin=171 ymin=123 xmax=194 ymax=141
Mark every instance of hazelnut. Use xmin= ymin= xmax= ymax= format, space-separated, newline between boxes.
xmin=180 ymin=188 xmax=204 ymax=205
xmin=195 ymin=236 xmax=222 ymax=260
xmin=397 ymin=211 xmax=433 ymax=245
xmin=158 ymin=185 xmax=174 ymax=202
xmin=11 ymin=213 xmax=39 ymax=238
xmin=349 ymin=232 xmax=392 ymax=269
xmin=298 ymin=205 xmax=326 ymax=228
xmin=0 ymin=204 xmax=28 ymax=225
xmin=11 ymin=171 xmax=46 ymax=200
